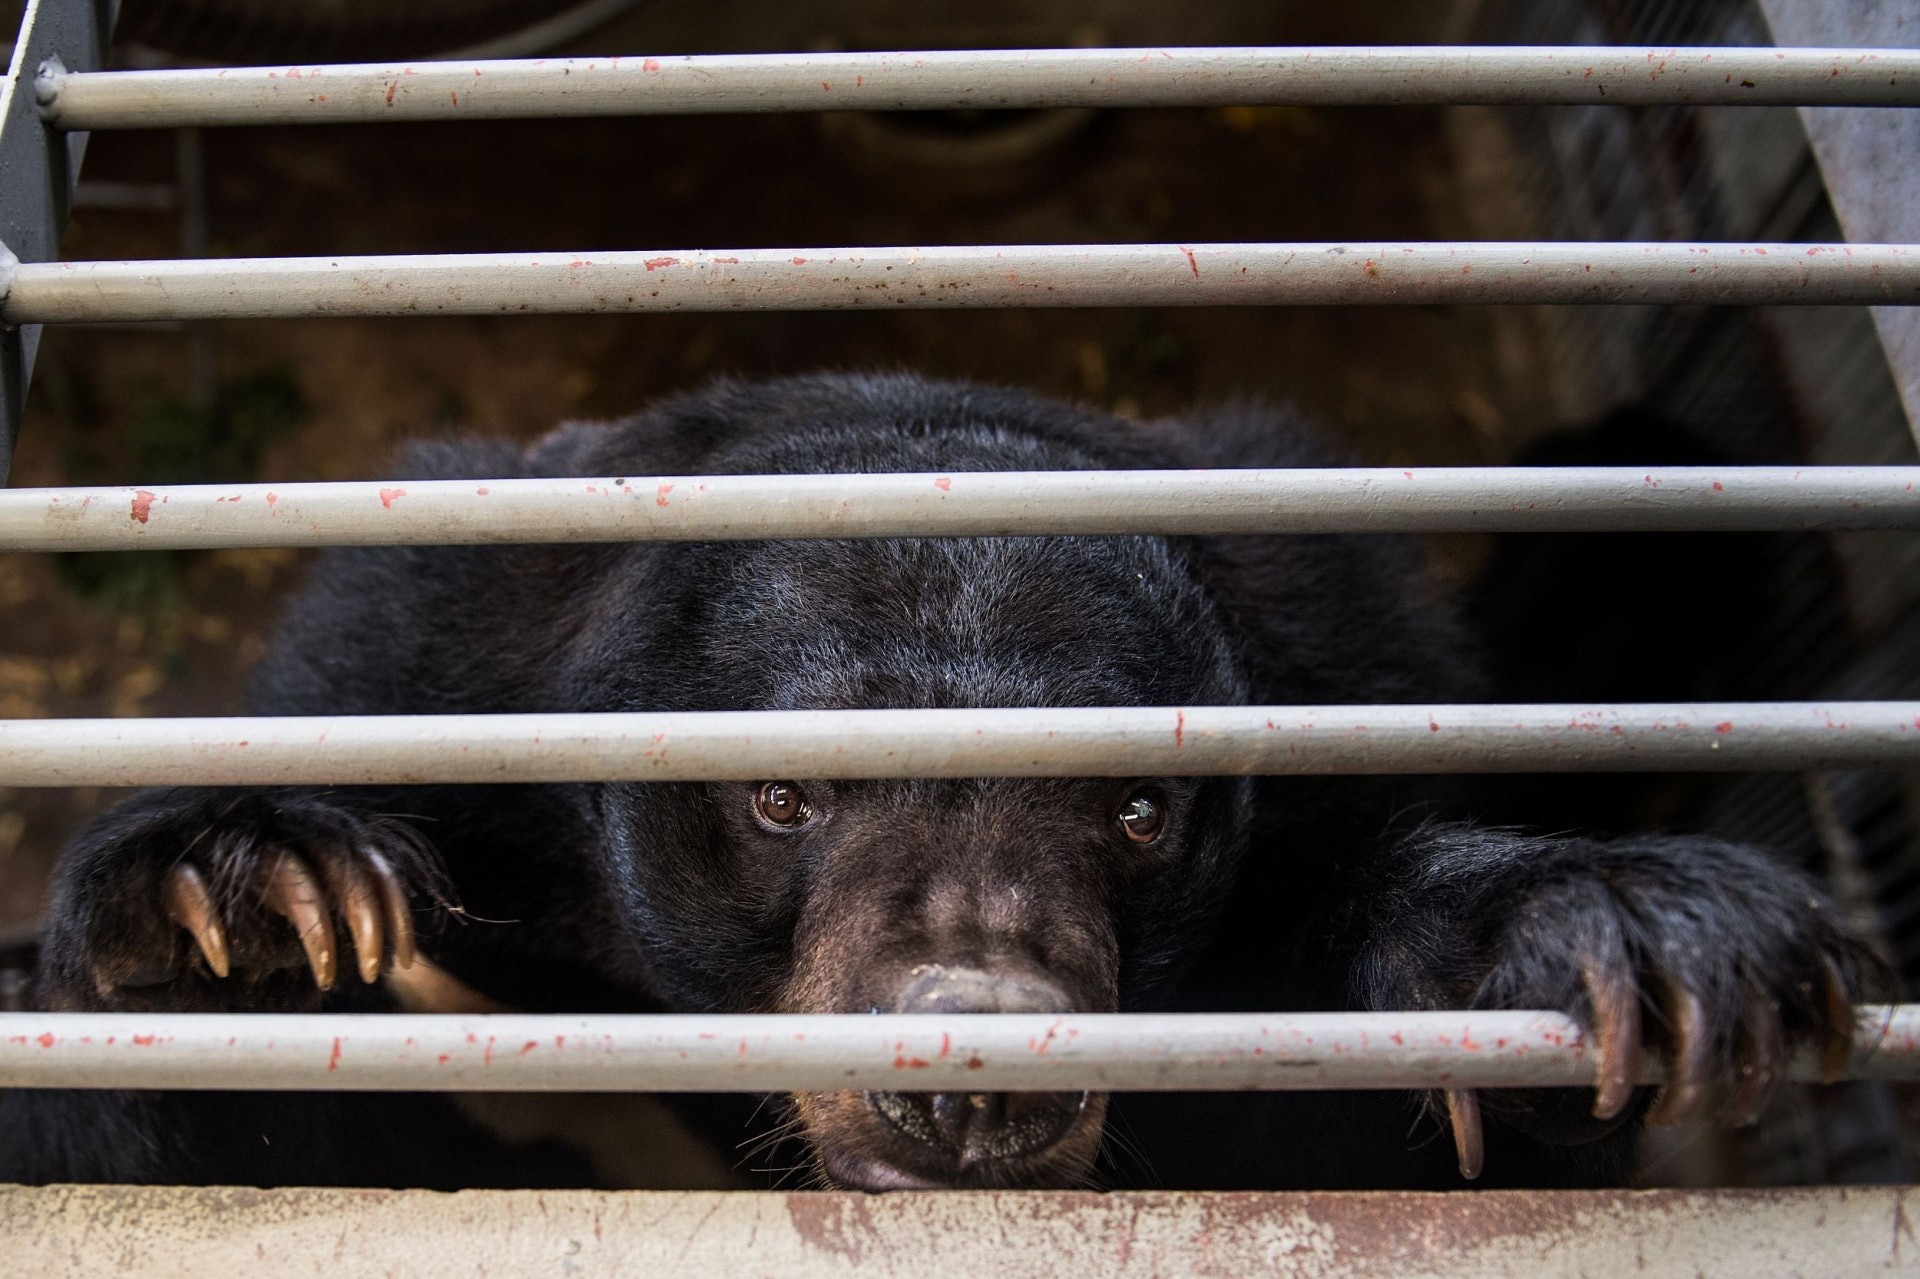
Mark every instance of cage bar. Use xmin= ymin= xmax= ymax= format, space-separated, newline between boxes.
xmin=1 ymin=1007 xmax=1915 ymax=1092
xmin=1 ymin=703 xmax=1917 ymax=787
xmin=5 ymin=467 xmax=1920 ymax=551
xmin=34 ymin=46 xmax=1920 ymax=131
xmin=5 ymin=243 xmax=1917 ymax=324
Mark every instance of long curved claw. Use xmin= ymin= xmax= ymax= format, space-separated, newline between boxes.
xmin=317 ymin=849 xmax=386 ymax=984
xmin=1444 ymin=1088 xmax=1484 ymax=1181
xmin=262 ymin=852 xmax=337 ymax=990
xmin=1815 ymin=954 xmax=1856 ymax=1085
xmin=1647 ymin=982 xmax=1711 ymax=1127
xmin=163 ymin=863 xmax=231 ymax=979
xmin=1581 ymin=958 xmax=1642 ymax=1122
xmin=362 ymin=847 xmax=417 ymax=970
xmin=1727 ymin=1007 xmax=1784 ymax=1127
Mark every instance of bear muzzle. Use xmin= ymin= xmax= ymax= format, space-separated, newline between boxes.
xmin=803 ymin=962 xmax=1107 ymax=1189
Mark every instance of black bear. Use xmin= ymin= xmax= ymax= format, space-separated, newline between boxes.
xmin=0 ymin=373 xmax=1877 ymax=1190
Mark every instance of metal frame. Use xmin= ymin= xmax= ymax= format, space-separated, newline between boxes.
xmin=1 ymin=1008 xmax=1915 ymax=1091
xmin=1760 ymin=1 xmax=1920 ymax=442
xmin=0 ymin=0 xmax=115 ymax=482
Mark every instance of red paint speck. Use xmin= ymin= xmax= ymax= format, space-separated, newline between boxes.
xmin=379 ymin=487 xmax=407 ymax=508
xmin=132 ymin=1034 xmax=155 ymax=1047
xmin=1178 ymin=246 xmax=1200 ymax=278
xmin=385 ymin=83 xmax=396 ymax=106
xmin=644 ymin=256 xmax=678 ymax=271
xmin=934 ymin=477 xmax=952 ymax=491
xmin=1173 ymin=710 xmax=1186 ymax=749
xmin=643 ymin=58 xmax=660 ymax=72
xmin=656 ymin=481 xmax=674 ymax=507
xmin=1715 ymin=721 xmax=1735 ymax=733
xmin=476 ymin=486 xmax=490 ymax=496
xmin=130 ymin=490 xmax=156 ymax=524
xmin=791 ymin=256 xmax=809 ymax=265
xmin=35 ymin=1033 xmax=55 ymax=1048
xmin=328 ymin=1037 xmax=343 ymax=1072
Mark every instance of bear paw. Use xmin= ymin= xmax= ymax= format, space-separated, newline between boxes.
xmin=36 ymin=790 xmax=444 ymax=1012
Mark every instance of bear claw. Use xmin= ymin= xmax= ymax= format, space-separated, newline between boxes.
xmin=149 ymin=844 xmax=418 ymax=994
xmin=163 ymin=864 xmax=230 ymax=980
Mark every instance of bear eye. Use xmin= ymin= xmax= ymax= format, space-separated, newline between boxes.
xmin=1116 ymin=789 xmax=1166 ymax=844
xmin=754 ymin=781 xmax=813 ymax=829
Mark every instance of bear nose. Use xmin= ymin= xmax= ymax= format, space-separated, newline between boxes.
xmin=868 ymin=1087 xmax=1086 ymax=1165
xmin=867 ymin=964 xmax=1087 ymax=1167
xmin=889 ymin=963 xmax=1074 ymax=1016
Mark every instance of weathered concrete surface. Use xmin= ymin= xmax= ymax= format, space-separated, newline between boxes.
xmin=0 ymin=1186 xmax=1915 ymax=1277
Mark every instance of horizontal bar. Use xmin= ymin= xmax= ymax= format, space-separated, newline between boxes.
xmin=4 ymin=1187 xmax=1913 ymax=1279
xmin=35 ymin=47 xmax=1920 ymax=129
xmin=2 ymin=1008 xmax=1914 ymax=1091
xmin=1 ymin=704 xmax=1916 ymax=786
xmin=6 ymin=467 xmax=1920 ymax=551
xmin=3 ymin=243 xmax=1916 ymax=323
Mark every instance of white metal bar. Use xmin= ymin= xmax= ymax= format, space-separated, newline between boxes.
xmin=0 ymin=704 xmax=1915 ymax=787
xmin=4 ymin=468 xmax=1918 ymax=551
xmin=34 ymin=47 xmax=1920 ymax=130
xmin=1 ymin=1008 xmax=1913 ymax=1092
xmin=4 ymin=244 xmax=1916 ymax=323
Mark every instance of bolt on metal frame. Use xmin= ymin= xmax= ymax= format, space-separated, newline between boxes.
xmin=1 ymin=2 xmax=1920 ymax=1098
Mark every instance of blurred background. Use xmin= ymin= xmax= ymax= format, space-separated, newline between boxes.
xmin=2 ymin=0 xmax=1918 ymax=1189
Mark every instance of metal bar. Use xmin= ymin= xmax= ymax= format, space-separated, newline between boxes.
xmin=1 ymin=1008 xmax=1914 ymax=1092
xmin=5 ymin=467 xmax=1920 ymax=551
xmin=34 ymin=46 xmax=1920 ymax=130
xmin=0 ymin=0 xmax=117 ymax=482
xmin=6 ymin=243 xmax=1918 ymax=323
xmin=2 ymin=1185 xmax=1913 ymax=1279
xmin=0 ymin=703 xmax=1916 ymax=787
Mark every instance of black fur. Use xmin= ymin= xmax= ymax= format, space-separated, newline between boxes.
xmin=0 ymin=373 xmax=1879 ymax=1189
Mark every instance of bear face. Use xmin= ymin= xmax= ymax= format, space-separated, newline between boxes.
xmin=573 ymin=524 xmax=1254 ymax=1187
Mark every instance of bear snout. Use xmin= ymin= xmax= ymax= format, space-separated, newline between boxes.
xmin=888 ymin=963 xmax=1073 ymax=1015
xmin=867 ymin=1087 xmax=1088 ymax=1167
xmin=869 ymin=964 xmax=1087 ymax=1167
xmin=794 ymin=961 xmax=1108 ymax=1190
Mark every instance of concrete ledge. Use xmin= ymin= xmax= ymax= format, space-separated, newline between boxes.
xmin=0 ymin=1185 xmax=1914 ymax=1277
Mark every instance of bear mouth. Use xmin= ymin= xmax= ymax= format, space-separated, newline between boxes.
xmin=805 ymin=1087 xmax=1106 ymax=1191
